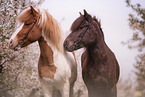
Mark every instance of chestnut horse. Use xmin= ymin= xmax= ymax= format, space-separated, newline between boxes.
xmin=64 ymin=10 xmax=120 ymax=97
xmin=9 ymin=6 xmax=77 ymax=97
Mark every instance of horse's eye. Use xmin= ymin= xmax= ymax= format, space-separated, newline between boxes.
xmin=25 ymin=23 xmax=30 ymax=26
xmin=80 ymin=25 xmax=88 ymax=29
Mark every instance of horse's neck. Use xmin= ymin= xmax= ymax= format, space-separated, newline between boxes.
xmin=38 ymin=36 xmax=57 ymax=79
xmin=38 ymin=37 xmax=54 ymax=66
xmin=86 ymin=40 xmax=110 ymax=63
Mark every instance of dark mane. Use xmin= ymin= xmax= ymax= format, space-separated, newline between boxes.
xmin=93 ymin=16 xmax=103 ymax=33
xmin=93 ymin=16 xmax=104 ymax=40
xmin=70 ymin=15 xmax=84 ymax=32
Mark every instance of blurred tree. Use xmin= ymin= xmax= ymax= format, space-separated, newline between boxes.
xmin=117 ymin=79 xmax=135 ymax=97
xmin=0 ymin=0 xmax=44 ymax=97
xmin=125 ymin=0 xmax=145 ymax=97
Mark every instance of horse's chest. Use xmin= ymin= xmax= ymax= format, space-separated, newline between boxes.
xmin=82 ymin=61 xmax=110 ymax=84
xmin=39 ymin=65 xmax=57 ymax=79
xmin=38 ymin=52 xmax=72 ymax=81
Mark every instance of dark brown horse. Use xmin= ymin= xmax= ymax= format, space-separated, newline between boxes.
xmin=64 ymin=10 xmax=120 ymax=97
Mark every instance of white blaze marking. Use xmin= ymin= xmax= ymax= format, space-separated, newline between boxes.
xmin=10 ymin=23 xmax=24 ymax=41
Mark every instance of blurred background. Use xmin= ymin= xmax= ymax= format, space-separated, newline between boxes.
xmin=0 ymin=0 xmax=145 ymax=97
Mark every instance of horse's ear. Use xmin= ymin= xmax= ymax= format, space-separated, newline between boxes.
xmin=84 ymin=9 xmax=88 ymax=16
xmin=79 ymin=12 xmax=82 ymax=16
xmin=30 ymin=6 xmax=38 ymax=15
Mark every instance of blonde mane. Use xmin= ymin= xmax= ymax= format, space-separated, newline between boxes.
xmin=17 ymin=7 xmax=35 ymax=23
xmin=39 ymin=9 xmax=64 ymax=51
xmin=17 ymin=7 xmax=64 ymax=52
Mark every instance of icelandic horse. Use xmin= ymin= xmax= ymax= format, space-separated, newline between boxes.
xmin=9 ymin=6 xmax=77 ymax=97
xmin=64 ymin=10 xmax=120 ymax=97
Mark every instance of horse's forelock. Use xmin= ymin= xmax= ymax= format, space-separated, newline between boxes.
xmin=17 ymin=8 xmax=32 ymax=23
xmin=17 ymin=7 xmax=39 ymax=23
xmin=71 ymin=13 xmax=93 ymax=32
xmin=71 ymin=15 xmax=84 ymax=32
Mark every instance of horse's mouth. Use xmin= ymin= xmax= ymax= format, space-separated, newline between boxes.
xmin=13 ymin=47 xmax=21 ymax=51
xmin=9 ymin=45 xmax=21 ymax=51
xmin=9 ymin=41 xmax=21 ymax=51
xmin=64 ymin=44 xmax=75 ymax=52
xmin=66 ymin=45 xmax=76 ymax=52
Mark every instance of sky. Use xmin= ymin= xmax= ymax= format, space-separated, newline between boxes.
xmin=35 ymin=0 xmax=145 ymax=80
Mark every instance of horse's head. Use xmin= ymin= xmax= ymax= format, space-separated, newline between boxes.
xmin=64 ymin=10 xmax=102 ymax=52
xmin=9 ymin=6 xmax=41 ymax=50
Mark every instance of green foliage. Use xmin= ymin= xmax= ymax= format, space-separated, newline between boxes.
xmin=134 ymin=54 xmax=145 ymax=97
xmin=125 ymin=0 xmax=145 ymax=51
xmin=125 ymin=0 xmax=145 ymax=97
xmin=117 ymin=79 xmax=135 ymax=97
xmin=0 ymin=0 xmax=44 ymax=97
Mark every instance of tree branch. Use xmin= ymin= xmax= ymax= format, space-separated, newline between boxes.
xmin=28 ymin=88 xmax=39 ymax=97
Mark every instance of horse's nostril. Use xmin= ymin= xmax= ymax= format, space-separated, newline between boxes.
xmin=9 ymin=40 xmax=13 ymax=48
xmin=10 ymin=40 xmax=12 ymax=44
xmin=64 ymin=41 xmax=68 ymax=48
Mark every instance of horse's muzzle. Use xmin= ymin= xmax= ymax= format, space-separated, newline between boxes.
xmin=9 ymin=39 xmax=21 ymax=51
xmin=63 ymin=40 xmax=75 ymax=52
